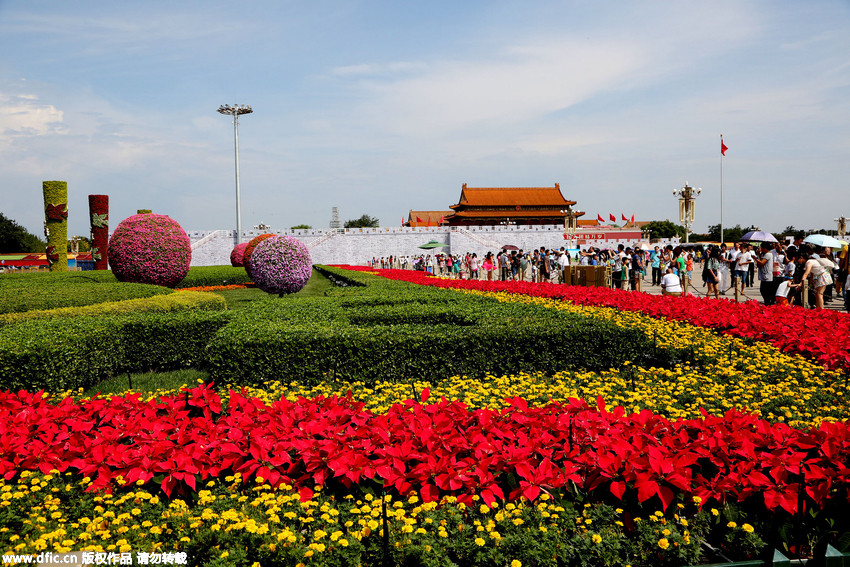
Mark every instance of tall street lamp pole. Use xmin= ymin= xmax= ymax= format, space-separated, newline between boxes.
xmin=561 ymin=205 xmax=584 ymax=248
xmin=217 ymin=104 xmax=253 ymax=244
xmin=673 ymin=182 xmax=701 ymax=244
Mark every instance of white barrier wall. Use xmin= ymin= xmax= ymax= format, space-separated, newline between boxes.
xmin=188 ymin=226 xmax=657 ymax=267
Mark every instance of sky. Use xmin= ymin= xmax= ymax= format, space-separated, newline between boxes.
xmin=1 ymin=0 xmax=849 ymax=240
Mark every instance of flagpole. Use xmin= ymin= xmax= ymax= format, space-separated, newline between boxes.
xmin=720 ymin=134 xmax=724 ymax=245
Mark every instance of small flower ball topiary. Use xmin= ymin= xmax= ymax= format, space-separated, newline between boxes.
xmin=250 ymin=235 xmax=312 ymax=296
xmin=230 ymin=242 xmax=249 ymax=267
xmin=108 ymin=213 xmax=192 ymax=287
xmin=242 ymin=233 xmax=275 ymax=279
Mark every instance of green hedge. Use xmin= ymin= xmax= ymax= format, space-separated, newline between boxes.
xmin=204 ymin=273 xmax=659 ymax=386
xmin=0 ymin=266 xmax=254 ymax=315
xmin=0 ymin=311 xmax=231 ymax=392
xmin=0 ymin=290 xmax=226 ymax=325
xmin=0 ymin=272 xmax=171 ymax=314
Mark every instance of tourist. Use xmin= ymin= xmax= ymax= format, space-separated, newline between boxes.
xmin=612 ymin=244 xmax=626 ymax=289
xmin=483 ymin=253 xmax=495 ymax=281
xmin=704 ymin=247 xmax=721 ymax=299
xmin=733 ymin=243 xmax=752 ymax=294
xmin=510 ymin=251 xmax=520 ymax=280
xmin=650 ymin=246 xmax=661 ymax=286
xmin=557 ymin=249 xmax=570 ymax=284
xmin=660 ymin=267 xmax=683 ymax=296
xmin=775 ymin=275 xmax=793 ymax=306
xmin=469 ymin=253 xmax=479 ymax=280
xmin=538 ymin=247 xmax=550 ymax=283
xmin=498 ymin=251 xmax=509 ymax=281
xmin=755 ymin=242 xmax=776 ymax=306
xmin=793 ymin=247 xmax=833 ymax=309
xmin=630 ymin=247 xmax=644 ymax=292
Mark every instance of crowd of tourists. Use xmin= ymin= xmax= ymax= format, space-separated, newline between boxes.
xmin=371 ymin=247 xmax=574 ymax=283
xmin=369 ymin=237 xmax=849 ymax=311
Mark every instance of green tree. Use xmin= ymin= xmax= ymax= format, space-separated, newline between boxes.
xmin=344 ymin=214 xmax=380 ymax=228
xmin=643 ymin=220 xmax=686 ymax=240
xmin=0 ymin=212 xmax=45 ymax=252
xmin=290 ymin=224 xmax=312 ymax=230
xmin=706 ymin=224 xmax=757 ymax=243
xmin=67 ymin=235 xmax=92 ymax=253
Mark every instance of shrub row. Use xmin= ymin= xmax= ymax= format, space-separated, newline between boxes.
xmin=0 ymin=266 xmax=254 ymax=315
xmin=204 ymin=267 xmax=663 ymax=386
xmin=0 ymin=272 xmax=170 ymax=314
xmin=0 ymin=290 xmax=225 ymax=325
xmin=0 ymin=311 xmax=231 ymax=392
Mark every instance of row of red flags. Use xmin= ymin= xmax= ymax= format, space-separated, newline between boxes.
xmin=407 ymin=215 xmax=445 ymax=226
xmin=597 ymin=213 xmax=635 ymax=224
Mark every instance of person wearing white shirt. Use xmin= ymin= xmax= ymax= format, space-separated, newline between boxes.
xmin=734 ymin=245 xmax=753 ymax=293
xmin=660 ymin=267 xmax=683 ymax=296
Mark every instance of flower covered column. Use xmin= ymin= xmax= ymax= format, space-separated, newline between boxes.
xmin=42 ymin=180 xmax=68 ymax=272
xmin=88 ymin=195 xmax=109 ymax=270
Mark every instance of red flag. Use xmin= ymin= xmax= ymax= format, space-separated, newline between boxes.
xmin=721 ymin=138 xmax=728 ymax=156
xmin=630 ymin=214 xmax=635 ymax=224
xmin=609 ymin=213 xmax=616 ymax=222
xmin=402 ymin=217 xmax=405 ymax=226
xmin=439 ymin=216 xmax=444 ymax=224
xmin=416 ymin=216 xmax=423 ymax=223
xmin=622 ymin=213 xmax=628 ymax=222
xmin=597 ymin=214 xmax=604 ymax=223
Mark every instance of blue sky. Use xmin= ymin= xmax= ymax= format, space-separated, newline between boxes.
xmin=1 ymin=0 xmax=849 ymax=239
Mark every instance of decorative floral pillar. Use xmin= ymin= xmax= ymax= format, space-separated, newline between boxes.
xmin=42 ymin=181 xmax=68 ymax=271
xmin=88 ymin=195 xmax=109 ymax=270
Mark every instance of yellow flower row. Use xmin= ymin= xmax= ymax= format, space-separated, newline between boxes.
xmin=1 ymin=470 xmax=704 ymax=564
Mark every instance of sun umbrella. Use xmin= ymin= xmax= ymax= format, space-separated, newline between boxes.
xmin=501 ymin=244 xmax=519 ymax=251
xmin=803 ymin=234 xmax=843 ymax=248
xmin=740 ymin=230 xmax=778 ymax=243
xmin=418 ymin=240 xmax=449 ymax=249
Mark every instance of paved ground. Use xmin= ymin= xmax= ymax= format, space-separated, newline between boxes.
xmin=632 ymin=277 xmax=848 ymax=312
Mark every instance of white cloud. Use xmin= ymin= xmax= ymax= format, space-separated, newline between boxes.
xmin=0 ymin=93 xmax=67 ymax=136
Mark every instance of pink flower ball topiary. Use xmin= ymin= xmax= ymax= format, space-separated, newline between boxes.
xmin=250 ymin=235 xmax=312 ymax=295
xmin=108 ymin=213 xmax=191 ymax=287
xmin=230 ymin=242 xmax=249 ymax=267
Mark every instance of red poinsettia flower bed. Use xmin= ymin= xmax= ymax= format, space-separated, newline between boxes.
xmin=2 ymin=385 xmax=848 ymax=516
xmin=332 ymin=266 xmax=850 ymax=371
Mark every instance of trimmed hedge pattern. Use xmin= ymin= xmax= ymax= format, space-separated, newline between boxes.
xmin=0 ymin=311 xmax=231 ymax=392
xmin=0 ymin=273 xmax=171 ymax=314
xmin=0 ymin=290 xmax=225 ymax=325
xmin=204 ymin=267 xmax=661 ymax=386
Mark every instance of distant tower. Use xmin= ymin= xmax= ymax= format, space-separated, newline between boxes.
xmin=330 ymin=207 xmax=341 ymax=229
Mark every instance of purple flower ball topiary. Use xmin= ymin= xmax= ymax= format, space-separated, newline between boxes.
xmin=230 ymin=242 xmax=249 ymax=267
xmin=108 ymin=213 xmax=191 ymax=287
xmin=250 ymin=235 xmax=312 ymax=295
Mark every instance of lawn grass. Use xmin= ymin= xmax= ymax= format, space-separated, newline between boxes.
xmin=213 ymin=268 xmax=333 ymax=310
xmin=84 ymin=368 xmax=209 ymax=397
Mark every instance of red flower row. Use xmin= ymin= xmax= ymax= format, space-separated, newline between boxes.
xmin=332 ymin=267 xmax=850 ymax=371
xmin=2 ymin=385 xmax=848 ymax=515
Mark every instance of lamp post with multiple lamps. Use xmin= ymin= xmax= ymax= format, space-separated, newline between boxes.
xmin=560 ymin=205 xmax=584 ymax=248
xmin=673 ymin=182 xmax=701 ymax=244
xmin=217 ymin=104 xmax=253 ymax=245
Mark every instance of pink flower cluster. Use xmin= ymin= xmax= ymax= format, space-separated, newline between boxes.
xmin=230 ymin=242 xmax=249 ymax=267
xmin=250 ymin=235 xmax=312 ymax=295
xmin=107 ymin=214 xmax=191 ymax=288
